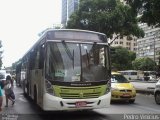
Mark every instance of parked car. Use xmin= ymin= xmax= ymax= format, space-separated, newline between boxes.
xmin=0 ymin=70 xmax=8 ymax=88
xmin=111 ymin=72 xmax=136 ymax=103
xmin=0 ymin=70 xmax=11 ymax=81
xmin=0 ymin=70 xmax=7 ymax=81
xmin=154 ymin=79 xmax=160 ymax=105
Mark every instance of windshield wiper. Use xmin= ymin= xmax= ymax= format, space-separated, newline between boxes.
xmin=62 ymin=41 xmax=74 ymax=69
xmin=86 ymin=49 xmax=90 ymax=68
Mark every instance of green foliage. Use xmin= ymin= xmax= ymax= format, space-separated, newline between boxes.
xmin=125 ymin=0 xmax=160 ymax=27
xmin=140 ymin=0 xmax=160 ymax=27
xmin=132 ymin=57 xmax=156 ymax=71
xmin=66 ymin=0 xmax=144 ymax=39
xmin=111 ymin=46 xmax=136 ymax=70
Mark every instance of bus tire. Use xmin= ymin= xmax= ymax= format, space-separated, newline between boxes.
xmin=23 ymin=81 xmax=26 ymax=95
xmin=23 ymin=81 xmax=29 ymax=97
xmin=34 ymin=86 xmax=37 ymax=104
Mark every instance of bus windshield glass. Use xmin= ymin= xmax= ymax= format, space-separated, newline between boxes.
xmin=45 ymin=42 xmax=109 ymax=82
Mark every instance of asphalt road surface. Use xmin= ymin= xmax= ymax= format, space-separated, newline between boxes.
xmin=0 ymin=86 xmax=160 ymax=120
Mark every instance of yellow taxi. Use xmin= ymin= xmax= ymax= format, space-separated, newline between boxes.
xmin=111 ymin=72 xmax=136 ymax=103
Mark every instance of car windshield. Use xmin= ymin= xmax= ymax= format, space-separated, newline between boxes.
xmin=111 ymin=74 xmax=128 ymax=83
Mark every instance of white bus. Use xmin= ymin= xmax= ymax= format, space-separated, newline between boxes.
xmin=118 ymin=70 xmax=143 ymax=80
xmin=18 ymin=29 xmax=111 ymax=111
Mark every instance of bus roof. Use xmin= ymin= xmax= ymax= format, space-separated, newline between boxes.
xmin=41 ymin=29 xmax=107 ymax=43
xmin=21 ymin=29 xmax=108 ymax=59
xmin=41 ymin=29 xmax=106 ymax=36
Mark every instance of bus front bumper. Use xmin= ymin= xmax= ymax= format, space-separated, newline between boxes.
xmin=42 ymin=92 xmax=111 ymax=111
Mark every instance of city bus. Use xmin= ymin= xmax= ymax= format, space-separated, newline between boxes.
xmin=118 ymin=70 xmax=144 ymax=80
xmin=16 ymin=62 xmax=23 ymax=86
xmin=18 ymin=29 xmax=111 ymax=111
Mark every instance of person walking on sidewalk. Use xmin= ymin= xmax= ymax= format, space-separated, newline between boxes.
xmin=0 ymin=84 xmax=3 ymax=111
xmin=4 ymin=75 xmax=15 ymax=107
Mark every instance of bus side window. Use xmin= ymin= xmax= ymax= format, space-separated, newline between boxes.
xmin=29 ymin=49 xmax=36 ymax=70
xmin=39 ymin=44 xmax=45 ymax=69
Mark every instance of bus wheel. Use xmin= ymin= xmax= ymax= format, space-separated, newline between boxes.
xmin=23 ymin=81 xmax=26 ymax=95
xmin=26 ymin=83 xmax=29 ymax=96
xmin=34 ymin=86 xmax=37 ymax=104
xmin=23 ymin=81 xmax=29 ymax=96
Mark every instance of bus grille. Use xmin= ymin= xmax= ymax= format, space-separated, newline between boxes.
xmin=60 ymin=92 xmax=101 ymax=99
xmin=53 ymin=85 xmax=108 ymax=99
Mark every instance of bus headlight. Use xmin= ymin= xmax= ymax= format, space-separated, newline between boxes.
xmin=45 ymin=80 xmax=54 ymax=95
xmin=105 ymin=85 xmax=111 ymax=94
xmin=105 ymin=80 xmax=111 ymax=94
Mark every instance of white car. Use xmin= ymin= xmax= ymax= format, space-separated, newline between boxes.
xmin=0 ymin=70 xmax=11 ymax=81
xmin=154 ymin=79 xmax=160 ymax=105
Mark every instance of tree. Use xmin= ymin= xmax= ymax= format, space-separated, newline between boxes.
xmin=132 ymin=57 xmax=156 ymax=71
xmin=111 ymin=46 xmax=136 ymax=70
xmin=66 ymin=0 xmax=144 ymax=40
xmin=125 ymin=0 xmax=160 ymax=27
xmin=0 ymin=40 xmax=3 ymax=69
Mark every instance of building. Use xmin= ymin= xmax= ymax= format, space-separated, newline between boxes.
xmin=110 ymin=35 xmax=137 ymax=52
xmin=136 ymin=23 xmax=160 ymax=65
xmin=61 ymin=0 xmax=79 ymax=28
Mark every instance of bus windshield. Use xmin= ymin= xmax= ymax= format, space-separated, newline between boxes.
xmin=45 ymin=42 xmax=109 ymax=82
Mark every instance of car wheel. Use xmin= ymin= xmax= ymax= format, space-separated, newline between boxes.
xmin=129 ymin=99 xmax=135 ymax=103
xmin=155 ymin=92 xmax=160 ymax=105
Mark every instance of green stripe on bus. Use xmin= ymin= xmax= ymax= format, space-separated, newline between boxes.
xmin=53 ymin=85 xmax=108 ymax=99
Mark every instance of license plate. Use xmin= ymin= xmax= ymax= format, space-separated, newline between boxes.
xmin=123 ymin=93 xmax=130 ymax=97
xmin=75 ymin=101 xmax=87 ymax=108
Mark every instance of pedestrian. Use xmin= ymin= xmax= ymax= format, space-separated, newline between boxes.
xmin=4 ymin=75 xmax=15 ymax=107
xmin=0 ymin=82 xmax=3 ymax=111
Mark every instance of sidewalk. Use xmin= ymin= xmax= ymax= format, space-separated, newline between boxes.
xmin=0 ymin=85 xmax=19 ymax=114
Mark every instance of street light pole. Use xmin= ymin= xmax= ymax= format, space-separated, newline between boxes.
xmin=153 ymin=33 xmax=156 ymax=63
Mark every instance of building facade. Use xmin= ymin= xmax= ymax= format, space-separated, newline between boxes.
xmin=110 ymin=35 xmax=137 ymax=52
xmin=136 ymin=23 xmax=160 ymax=64
xmin=61 ymin=0 xmax=79 ymax=28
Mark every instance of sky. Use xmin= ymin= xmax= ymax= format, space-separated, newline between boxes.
xmin=0 ymin=0 xmax=62 ymax=68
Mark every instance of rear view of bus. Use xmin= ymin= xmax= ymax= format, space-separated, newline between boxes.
xmin=22 ymin=29 xmax=111 ymax=111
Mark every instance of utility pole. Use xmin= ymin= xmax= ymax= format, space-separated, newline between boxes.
xmin=153 ymin=33 xmax=156 ymax=63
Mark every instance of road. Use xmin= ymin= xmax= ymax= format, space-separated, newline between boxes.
xmin=0 ymin=86 xmax=160 ymax=120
